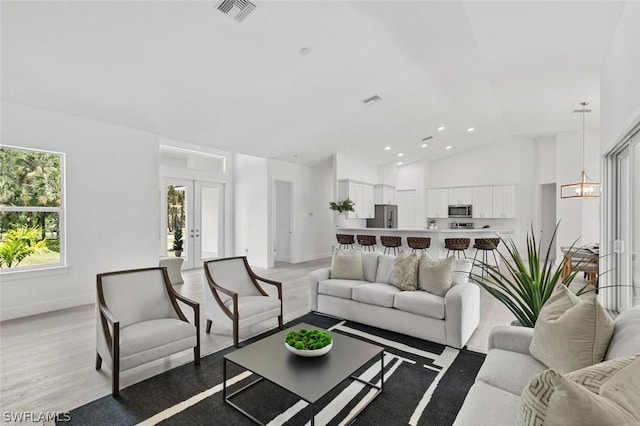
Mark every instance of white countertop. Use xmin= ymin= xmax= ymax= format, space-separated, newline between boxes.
xmin=338 ymin=227 xmax=514 ymax=233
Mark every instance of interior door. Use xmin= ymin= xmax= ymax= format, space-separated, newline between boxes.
xmin=162 ymin=179 xmax=224 ymax=270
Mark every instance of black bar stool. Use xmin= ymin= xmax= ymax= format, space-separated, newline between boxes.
xmin=356 ymin=234 xmax=377 ymax=252
xmin=472 ymin=238 xmax=500 ymax=277
xmin=336 ymin=234 xmax=355 ymax=250
xmin=407 ymin=237 xmax=431 ymax=253
xmin=380 ymin=236 xmax=402 ymax=255
xmin=444 ymin=238 xmax=470 ymax=259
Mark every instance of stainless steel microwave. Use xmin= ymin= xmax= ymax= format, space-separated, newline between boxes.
xmin=448 ymin=205 xmax=472 ymax=218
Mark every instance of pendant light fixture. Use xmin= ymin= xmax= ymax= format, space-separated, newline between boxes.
xmin=560 ymin=102 xmax=601 ymax=199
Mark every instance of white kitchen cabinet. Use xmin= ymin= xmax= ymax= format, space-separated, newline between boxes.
xmin=338 ymin=179 xmax=375 ymax=219
xmin=427 ymin=189 xmax=449 ymax=219
xmin=472 ymin=187 xmax=493 ymax=218
xmin=374 ymin=184 xmax=396 ymax=205
xmin=492 ymin=185 xmax=516 ymax=218
xmin=448 ymin=188 xmax=473 ymax=205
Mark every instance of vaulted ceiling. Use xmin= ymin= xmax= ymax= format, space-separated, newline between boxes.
xmin=1 ymin=1 xmax=626 ymax=167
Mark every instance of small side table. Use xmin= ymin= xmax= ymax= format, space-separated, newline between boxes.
xmin=159 ymin=256 xmax=185 ymax=284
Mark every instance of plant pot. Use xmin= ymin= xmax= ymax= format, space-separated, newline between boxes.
xmin=174 ymin=250 xmax=182 ymax=257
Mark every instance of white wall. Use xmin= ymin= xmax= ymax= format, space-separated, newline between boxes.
xmin=234 ymin=154 xmax=269 ymax=268
xmin=397 ymin=162 xmax=426 ymax=228
xmin=601 ymin=1 xmax=640 ymax=153
xmin=268 ymin=158 xmax=334 ymax=266
xmin=535 ymin=136 xmax=557 ymax=185
xmin=335 ymin=153 xmax=378 ymax=183
xmin=1 ymin=102 xmax=160 ymax=320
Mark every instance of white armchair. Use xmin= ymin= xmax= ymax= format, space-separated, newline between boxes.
xmin=204 ymin=256 xmax=283 ymax=347
xmin=95 ymin=267 xmax=200 ymax=397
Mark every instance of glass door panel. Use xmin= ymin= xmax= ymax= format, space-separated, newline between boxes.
xmin=162 ymin=179 xmax=224 ymax=270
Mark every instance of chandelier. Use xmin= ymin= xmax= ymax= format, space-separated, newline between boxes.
xmin=560 ymin=102 xmax=601 ymax=199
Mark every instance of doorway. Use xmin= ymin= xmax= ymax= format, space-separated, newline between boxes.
xmin=162 ymin=178 xmax=225 ymax=270
xmin=539 ymin=183 xmax=557 ymax=262
xmin=273 ymin=180 xmax=293 ymax=264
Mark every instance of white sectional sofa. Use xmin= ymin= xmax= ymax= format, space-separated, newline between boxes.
xmin=308 ymin=252 xmax=480 ymax=349
xmin=454 ymin=305 xmax=640 ymax=425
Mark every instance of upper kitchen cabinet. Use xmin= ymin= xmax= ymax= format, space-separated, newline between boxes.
xmin=492 ymin=185 xmax=516 ymax=218
xmin=448 ymin=188 xmax=473 ymax=205
xmin=472 ymin=187 xmax=493 ymax=218
xmin=374 ymin=184 xmax=396 ymax=205
xmin=426 ymin=189 xmax=449 ymax=219
xmin=338 ymin=179 xmax=375 ymax=219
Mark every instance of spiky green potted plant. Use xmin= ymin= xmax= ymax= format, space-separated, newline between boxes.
xmin=172 ymin=227 xmax=184 ymax=257
xmin=471 ymin=223 xmax=581 ymax=328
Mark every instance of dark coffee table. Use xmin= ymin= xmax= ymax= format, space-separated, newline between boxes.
xmin=223 ymin=323 xmax=384 ymax=425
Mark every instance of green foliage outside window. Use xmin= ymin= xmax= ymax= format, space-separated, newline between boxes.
xmin=0 ymin=147 xmax=62 ymax=268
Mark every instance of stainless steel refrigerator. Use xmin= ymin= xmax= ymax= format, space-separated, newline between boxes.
xmin=367 ymin=204 xmax=398 ymax=228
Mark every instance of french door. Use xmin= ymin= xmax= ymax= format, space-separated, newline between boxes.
xmin=161 ymin=178 xmax=225 ymax=270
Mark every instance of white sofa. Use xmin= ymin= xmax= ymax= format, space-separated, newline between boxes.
xmin=309 ymin=252 xmax=480 ymax=349
xmin=454 ymin=305 xmax=640 ymax=425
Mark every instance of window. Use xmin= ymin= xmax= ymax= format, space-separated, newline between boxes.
xmin=0 ymin=145 xmax=65 ymax=271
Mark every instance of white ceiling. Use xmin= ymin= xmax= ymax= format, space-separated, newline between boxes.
xmin=1 ymin=1 xmax=626 ymax=167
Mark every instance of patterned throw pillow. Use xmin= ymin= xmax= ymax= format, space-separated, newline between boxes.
xmin=329 ymin=247 xmax=364 ymax=280
xmin=517 ymin=368 xmax=638 ymax=426
xmin=388 ymin=252 xmax=419 ymax=291
xmin=565 ymin=354 xmax=639 ymax=394
xmin=417 ymin=256 xmax=455 ymax=296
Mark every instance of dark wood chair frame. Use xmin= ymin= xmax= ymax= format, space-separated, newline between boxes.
xmin=95 ymin=266 xmax=200 ymax=397
xmin=204 ymin=256 xmax=284 ymax=348
xmin=336 ymin=234 xmax=355 ymax=250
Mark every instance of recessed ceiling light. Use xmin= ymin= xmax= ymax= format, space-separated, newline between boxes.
xmin=398 ymin=153 xmax=404 ymax=157
xmin=299 ymin=47 xmax=312 ymax=56
xmin=384 ymin=146 xmax=391 ymax=151
xmin=397 ymin=162 xmax=403 ymax=166
xmin=438 ymin=126 xmax=445 ymax=131
xmin=362 ymin=94 xmax=383 ymax=106
xmin=421 ymin=144 xmax=428 ymax=148
xmin=446 ymin=145 xmax=452 ymax=150
xmin=467 ymin=127 xmax=475 ymax=132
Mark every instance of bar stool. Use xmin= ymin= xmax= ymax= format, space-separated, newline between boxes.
xmin=407 ymin=237 xmax=431 ymax=253
xmin=444 ymin=238 xmax=470 ymax=259
xmin=472 ymin=238 xmax=500 ymax=278
xmin=380 ymin=236 xmax=402 ymax=255
xmin=356 ymin=235 xmax=377 ymax=252
xmin=336 ymin=234 xmax=355 ymax=250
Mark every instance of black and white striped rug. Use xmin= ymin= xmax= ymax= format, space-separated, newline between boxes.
xmin=66 ymin=314 xmax=484 ymax=425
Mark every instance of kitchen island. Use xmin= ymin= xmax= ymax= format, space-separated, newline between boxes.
xmin=338 ymin=227 xmax=514 ymax=259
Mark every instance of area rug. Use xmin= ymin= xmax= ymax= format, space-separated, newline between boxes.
xmin=65 ymin=314 xmax=485 ymax=425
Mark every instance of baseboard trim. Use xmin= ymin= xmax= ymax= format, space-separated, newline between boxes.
xmin=0 ymin=293 xmax=94 ymax=321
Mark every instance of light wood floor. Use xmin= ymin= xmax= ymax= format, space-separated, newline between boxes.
xmin=2 ymin=257 xmax=589 ymax=420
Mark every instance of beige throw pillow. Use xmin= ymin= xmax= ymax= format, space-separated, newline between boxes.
xmin=329 ymin=247 xmax=364 ymax=280
xmin=529 ymin=285 xmax=614 ymax=373
xmin=565 ymin=354 xmax=639 ymax=394
xmin=388 ymin=252 xmax=419 ymax=291
xmin=517 ymin=368 xmax=638 ymax=426
xmin=418 ymin=255 xmax=455 ymax=297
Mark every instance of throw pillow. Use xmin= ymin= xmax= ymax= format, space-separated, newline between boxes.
xmin=418 ymin=256 xmax=455 ymax=297
xmin=529 ymin=285 xmax=614 ymax=373
xmin=599 ymin=357 xmax=640 ymax=419
xmin=565 ymin=354 xmax=639 ymax=394
xmin=517 ymin=368 xmax=638 ymax=426
xmin=329 ymin=247 xmax=364 ymax=280
xmin=387 ymin=252 xmax=419 ymax=291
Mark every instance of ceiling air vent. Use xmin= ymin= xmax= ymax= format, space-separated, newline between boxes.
xmin=421 ymin=136 xmax=434 ymax=141
xmin=362 ymin=94 xmax=383 ymax=106
xmin=216 ymin=0 xmax=256 ymax=22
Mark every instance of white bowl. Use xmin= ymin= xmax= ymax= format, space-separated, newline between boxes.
xmin=285 ymin=341 xmax=333 ymax=357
